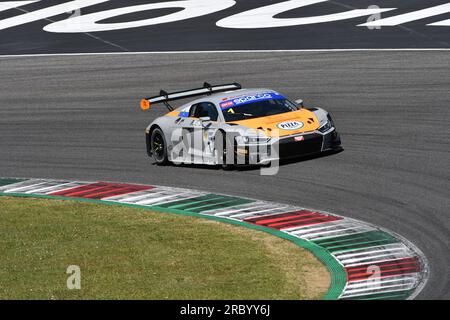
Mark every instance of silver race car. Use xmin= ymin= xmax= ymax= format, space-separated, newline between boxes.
xmin=140 ymin=82 xmax=341 ymax=168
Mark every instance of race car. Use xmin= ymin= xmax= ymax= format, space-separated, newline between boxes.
xmin=140 ymin=82 xmax=342 ymax=168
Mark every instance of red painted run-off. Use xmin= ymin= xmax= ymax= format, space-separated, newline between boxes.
xmin=244 ymin=210 xmax=341 ymax=230
xmin=50 ymin=182 xmax=153 ymax=199
xmin=346 ymin=257 xmax=421 ymax=282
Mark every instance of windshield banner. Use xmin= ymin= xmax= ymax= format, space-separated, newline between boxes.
xmin=220 ymin=92 xmax=286 ymax=109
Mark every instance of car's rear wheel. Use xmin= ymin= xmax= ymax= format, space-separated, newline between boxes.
xmin=151 ymin=128 xmax=169 ymax=165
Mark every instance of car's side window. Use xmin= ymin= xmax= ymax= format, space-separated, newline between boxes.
xmin=188 ymin=104 xmax=198 ymax=118
xmin=189 ymin=102 xmax=219 ymax=121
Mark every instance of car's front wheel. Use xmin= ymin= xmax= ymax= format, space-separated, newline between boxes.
xmin=151 ymin=128 xmax=169 ymax=165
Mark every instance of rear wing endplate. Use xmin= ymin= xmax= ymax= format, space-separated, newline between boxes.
xmin=140 ymin=82 xmax=242 ymax=111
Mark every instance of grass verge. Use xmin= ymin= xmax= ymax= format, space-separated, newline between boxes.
xmin=0 ymin=197 xmax=330 ymax=299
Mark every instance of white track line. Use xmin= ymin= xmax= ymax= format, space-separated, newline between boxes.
xmin=340 ymin=252 xmax=413 ymax=266
xmin=335 ymin=244 xmax=406 ymax=259
xmin=0 ymin=48 xmax=450 ymax=58
xmin=343 ymin=281 xmax=416 ymax=295
xmin=24 ymin=181 xmax=76 ymax=194
xmin=212 ymin=204 xmax=269 ymax=216
xmin=291 ymin=225 xmax=373 ymax=239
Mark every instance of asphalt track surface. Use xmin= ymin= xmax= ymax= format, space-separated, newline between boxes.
xmin=1 ymin=0 xmax=450 ymax=54
xmin=0 ymin=51 xmax=449 ymax=299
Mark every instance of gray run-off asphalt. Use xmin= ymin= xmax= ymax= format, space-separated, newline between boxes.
xmin=0 ymin=52 xmax=449 ymax=299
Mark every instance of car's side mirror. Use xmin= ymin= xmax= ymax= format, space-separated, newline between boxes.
xmin=295 ymin=99 xmax=304 ymax=108
xmin=200 ymin=116 xmax=211 ymax=122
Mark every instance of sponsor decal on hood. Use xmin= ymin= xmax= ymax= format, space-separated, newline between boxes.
xmin=277 ymin=120 xmax=304 ymax=130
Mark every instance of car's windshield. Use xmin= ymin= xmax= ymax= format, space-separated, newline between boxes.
xmin=221 ymin=97 xmax=298 ymax=122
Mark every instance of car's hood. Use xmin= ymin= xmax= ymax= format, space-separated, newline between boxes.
xmin=229 ymin=109 xmax=320 ymax=137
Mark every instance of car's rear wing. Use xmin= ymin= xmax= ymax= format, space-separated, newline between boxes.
xmin=140 ymin=82 xmax=242 ymax=111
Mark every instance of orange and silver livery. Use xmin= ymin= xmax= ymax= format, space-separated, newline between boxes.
xmin=141 ymin=82 xmax=342 ymax=167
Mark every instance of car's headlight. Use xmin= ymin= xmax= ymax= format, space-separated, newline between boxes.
xmin=318 ymin=120 xmax=332 ymax=133
xmin=318 ymin=114 xmax=335 ymax=133
xmin=236 ymin=136 xmax=271 ymax=144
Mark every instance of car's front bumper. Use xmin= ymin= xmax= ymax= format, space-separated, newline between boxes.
xmin=279 ymin=128 xmax=341 ymax=159
xmin=236 ymin=128 xmax=342 ymax=165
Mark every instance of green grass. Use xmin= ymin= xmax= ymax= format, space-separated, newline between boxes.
xmin=0 ymin=197 xmax=329 ymax=300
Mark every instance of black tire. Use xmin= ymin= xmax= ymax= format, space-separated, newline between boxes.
xmin=150 ymin=128 xmax=169 ymax=165
xmin=222 ymin=163 xmax=235 ymax=170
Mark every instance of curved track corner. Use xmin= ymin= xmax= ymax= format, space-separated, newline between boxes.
xmin=0 ymin=177 xmax=429 ymax=300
